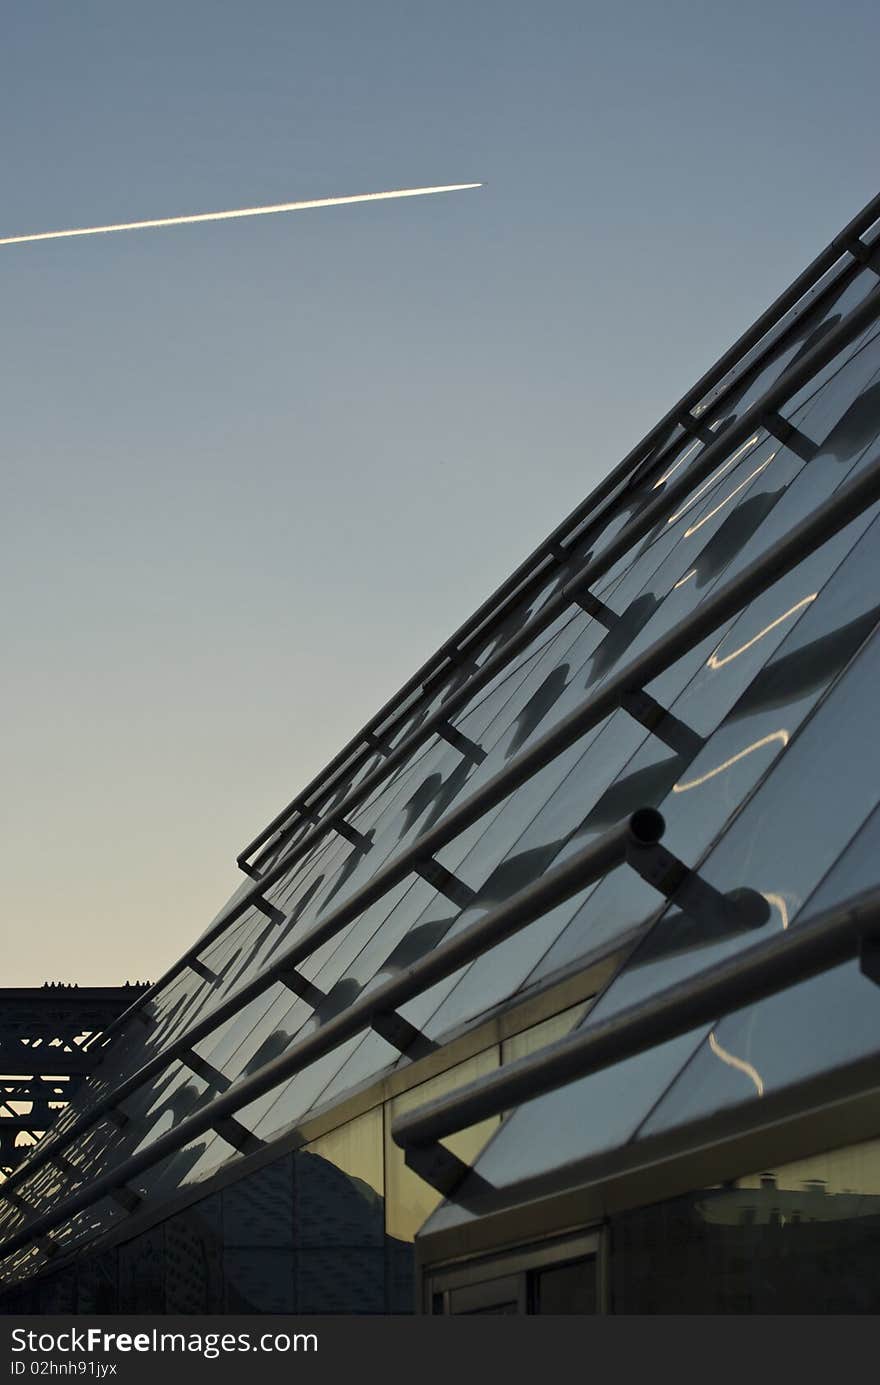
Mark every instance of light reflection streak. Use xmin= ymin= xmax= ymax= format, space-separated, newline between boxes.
xmin=682 ymin=452 xmax=777 ymax=539
xmin=707 ymin=595 xmax=818 ymax=670
xmin=653 ymin=438 xmax=701 ymax=489
xmin=674 ymin=568 xmax=697 ymax=589
xmin=762 ymin=891 xmax=798 ymax=930
xmin=0 ymin=183 xmax=483 ymax=247
xmin=665 ymin=434 xmax=761 ymax=527
xmin=708 ymin=1031 xmax=765 ymax=1096
xmin=672 ymin=730 xmax=790 ymax=792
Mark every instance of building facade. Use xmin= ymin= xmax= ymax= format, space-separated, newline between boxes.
xmin=2 ymin=190 xmax=880 ymax=1314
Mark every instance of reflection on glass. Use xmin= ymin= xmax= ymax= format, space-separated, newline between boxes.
xmin=385 ymin=1048 xmax=501 ymax=1243
xmin=706 ymin=594 xmax=817 ymax=670
xmin=611 ymin=1137 xmax=880 ymax=1312
xmin=706 ymin=1031 xmax=764 ymax=1096
xmin=670 ymin=729 xmax=789 ymax=793
xmin=299 ymin=1108 xmax=384 ymax=1245
xmin=500 ymin=1002 xmax=591 ymax=1065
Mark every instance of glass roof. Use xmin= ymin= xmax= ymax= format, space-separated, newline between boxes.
xmin=3 ymin=217 xmax=880 ymax=1283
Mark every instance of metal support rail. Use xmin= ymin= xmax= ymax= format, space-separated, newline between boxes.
xmin=391 ymin=885 xmax=880 ymax=1191
xmin=96 ymin=279 xmax=880 ymax=1049
xmin=0 ymin=811 xmax=666 ymax=1260
xmin=4 ymin=443 xmax=880 ymax=1212
xmin=235 ymin=192 xmax=880 ymax=877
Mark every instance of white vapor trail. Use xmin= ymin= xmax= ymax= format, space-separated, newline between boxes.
xmin=0 ymin=182 xmax=482 ymax=248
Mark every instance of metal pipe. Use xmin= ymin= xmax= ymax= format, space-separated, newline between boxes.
xmin=391 ymin=886 xmax=880 ymax=1152
xmin=7 ymin=443 xmax=880 ymax=1206
xmin=0 ymin=812 xmax=662 ymax=1260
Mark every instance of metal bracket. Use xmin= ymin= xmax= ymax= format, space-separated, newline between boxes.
xmin=547 ymin=539 xmax=572 ymax=564
xmin=188 ymin=957 xmax=218 ymax=984
xmin=620 ymin=688 xmax=705 ymax=759
xmin=844 ymin=235 xmax=879 ymax=270
xmin=677 ymin=411 xmax=717 ymax=445
xmin=276 ymin=966 xmax=326 ymax=1008
xmin=442 ymin=643 xmax=480 ymax=676
xmin=763 ymin=411 xmax=819 ymax=462
xmin=181 ymin=1049 xmax=231 ymax=1093
xmin=436 ymin=719 xmax=487 ymax=765
xmin=562 ymin=582 xmax=618 ymax=627
xmin=414 ymin=857 xmax=476 ymax=908
xmin=253 ymin=895 xmax=287 ymax=926
xmin=109 ymin=1184 xmax=143 ymax=1213
xmin=331 ymin=818 xmax=372 ymax=852
xmin=364 ymin=730 xmax=394 ymax=756
xmin=213 ymin=1117 xmax=264 ymax=1156
xmin=403 ymin=1142 xmax=480 ymax=1197
xmin=371 ymin=1011 xmax=437 ymax=1059
xmin=627 ymin=842 xmax=770 ymax=934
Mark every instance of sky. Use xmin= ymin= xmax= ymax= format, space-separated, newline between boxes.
xmin=2 ymin=0 xmax=879 ymax=987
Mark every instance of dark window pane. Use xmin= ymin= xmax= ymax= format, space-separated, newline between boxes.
xmin=533 ymin=1257 xmax=597 ymax=1314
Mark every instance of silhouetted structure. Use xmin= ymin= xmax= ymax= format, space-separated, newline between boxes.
xmin=0 ymin=985 xmax=150 ymax=1174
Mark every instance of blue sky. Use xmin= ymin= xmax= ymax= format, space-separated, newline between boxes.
xmin=2 ymin=1 xmax=879 ymax=984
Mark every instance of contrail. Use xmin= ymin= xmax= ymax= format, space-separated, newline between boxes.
xmin=0 ymin=182 xmax=482 ymax=248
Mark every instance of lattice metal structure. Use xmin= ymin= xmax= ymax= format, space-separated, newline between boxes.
xmin=0 ymin=986 xmax=150 ymax=1176
xmin=2 ymin=190 xmax=880 ymax=1314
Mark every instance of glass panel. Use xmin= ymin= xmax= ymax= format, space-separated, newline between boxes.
xmin=237 ymin=1032 xmax=379 ymax=1142
xmin=528 ymin=509 xmax=880 ymax=983
xmin=594 ymin=622 xmax=880 ymax=1026
xmin=639 ymin=803 xmax=880 ymax=1137
xmin=611 ymin=1137 xmax=880 ymax=1313
xmin=533 ymin=1256 xmax=597 ymax=1314
xmin=297 ymin=1108 xmax=384 ymax=1248
xmin=420 ymin=1028 xmax=710 ymax=1237
xmin=385 ymin=1048 xmax=501 ymax=1244
xmin=501 ymin=1002 xmax=593 ymax=1065
xmin=449 ymin=1274 xmax=521 ymax=1314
